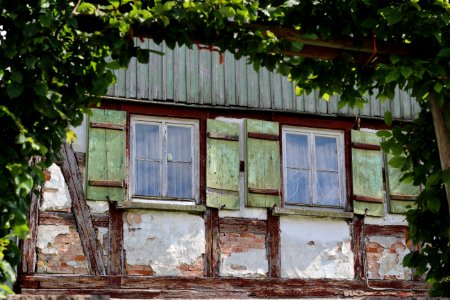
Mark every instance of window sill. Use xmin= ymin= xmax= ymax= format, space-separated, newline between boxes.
xmin=273 ymin=206 xmax=354 ymax=219
xmin=117 ymin=201 xmax=206 ymax=214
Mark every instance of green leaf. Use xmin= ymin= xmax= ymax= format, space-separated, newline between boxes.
xmin=78 ymin=2 xmax=96 ymax=14
xmin=436 ymin=48 xmax=450 ymax=57
xmin=376 ymin=130 xmax=392 ymax=138
xmin=384 ymin=111 xmax=393 ymax=126
xmin=389 ymin=155 xmax=406 ymax=168
xmin=433 ymin=82 xmax=443 ymax=94
xmin=33 ymin=82 xmax=48 ymax=97
xmin=427 ymin=195 xmax=441 ymax=214
xmin=219 ymin=6 xmax=236 ymax=18
xmin=400 ymin=66 xmax=413 ymax=78
xmin=385 ymin=69 xmax=401 ymax=83
xmin=163 ymin=1 xmax=175 ymax=11
xmin=7 ymin=83 xmax=23 ymax=98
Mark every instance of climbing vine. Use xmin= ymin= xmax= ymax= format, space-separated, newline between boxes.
xmin=0 ymin=0 xmax=449 ymax=296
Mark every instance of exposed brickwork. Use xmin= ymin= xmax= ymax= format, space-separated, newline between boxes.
xmin=177 ymin=256 xmax=204 ymax=277
xmin=365 ymin=235 xmax=412 ymax=280
xmin=37 ymin=227 xmax=88 ymax=274
xmin=126 ymin=264 xmax=154 ymax=276
xmin=220 ymin=232 xmax=266 ymax=256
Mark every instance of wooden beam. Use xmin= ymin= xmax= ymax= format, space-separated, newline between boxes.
xmin=219 ymin=217 xmax=267 ymax=235
xmin=351 ymin=215 xmax=365 ymax=280
xmin=39 ymin=211 xmax=109 ymax=227
xmin=364 ymin=225 xmax=408 ymax=237
xmin=108 ymin=201 xmax=124 ymax=276
xmin=20 ymin=157 xmax=42 ymax=274
xmin=267 ymin=210 xmax=280 ymax=278
xmin=60 ymin=143 xmax=106 ymax=275
xmin=204 ymin=208 xmax=219 ymax=277
xmin=19 ymin=275 xmax=430 ymax=298
xmin=430 ymin=96 xmax=450 ymax=215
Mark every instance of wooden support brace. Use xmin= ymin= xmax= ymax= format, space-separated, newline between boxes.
xmin=60 ymin=143 xmax=106 ymax=275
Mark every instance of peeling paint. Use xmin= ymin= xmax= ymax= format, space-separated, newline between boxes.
xmin=123 ymin=211 xmax=205 ymax=276
xmin=87 ymin=201 xmax=109 ymax=213
xmin=280 ymin=217 xmax=354 ymax=279
xmin=40 ymin=164 xmax=71 ymax=212
xmin=220 ymin=248 xmax=268 ymax=278
xmin=366 ymin=235 xmax=412 ymax=280
xmin=36 ymin=225 xmax=88 ymax=274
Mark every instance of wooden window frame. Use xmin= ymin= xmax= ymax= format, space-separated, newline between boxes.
xmin=282 ymin=126 xmax=346 ymax=209
xmin=129 ymin=115 xmax=200 ymax=205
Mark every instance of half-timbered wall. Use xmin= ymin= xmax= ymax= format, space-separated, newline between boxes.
xmin=19 ymin=102 xmax=428 ymax=298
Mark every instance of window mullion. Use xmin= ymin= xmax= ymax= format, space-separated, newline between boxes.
xmin=310 ymin=132 xmax=316 ymax=205
xmin=161 ymin=122 xmax=167 ymax=197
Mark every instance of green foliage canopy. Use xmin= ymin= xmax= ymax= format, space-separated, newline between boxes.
xmin=0 ymin=0 xmax=449 ymax=296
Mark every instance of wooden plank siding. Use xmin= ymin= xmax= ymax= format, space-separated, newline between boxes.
xmin=106 ymin=40 xmax=419 ymax=121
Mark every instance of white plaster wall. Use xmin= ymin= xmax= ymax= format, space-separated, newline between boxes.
xmin=36 ymin=225 xmax=70 ymax=254
xmin=123 ymin=210 xmax=205 ymax=276
xmin=71 ymin=115 xmax=87 ymax=153
xmin=365 ymin=214 xmax=408 ymax=226
xmin=280 ymin=216 xmax=354 ymax=279
xmin=41 ymin=163 xmax=72 ymax=212
xmin=220 ymin=248 xmax=268 ymax=278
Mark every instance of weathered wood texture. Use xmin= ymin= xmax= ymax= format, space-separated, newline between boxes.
xmin=109 ymin=202 xmax=124 ymax=276
xmin=219 ymin=217 xmax=267 ymax=235
xmin=206 ymin=119 xmax=240 ymax=210
xmin=204 ymin=208 xmax=220 ymax=277
xmin=60 ymin=143 xmax=106 ymax=275
xmin=364 ymin=225 xmax=408 ymax=237
xmin=39 ymin=211 xmax=109 ymax=227
xmin=351 ymin=215 xmax=365 ymax=280
xmin=20 ymin=275 xmax=430 ymax=298
xmin=246 ymin=119 xmax=281 ymax=208
xmin=267 ymin=211 xmax=280 ymax=278
xmin=351 ymin=130 xmax=384 ymax=217
xmin=430 ymin=96 xmax=450 ymax=215
xmin=20 ymin=157 xmax=42 ymax=274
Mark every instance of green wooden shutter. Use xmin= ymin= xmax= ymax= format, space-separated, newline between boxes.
xmin=386 ymin=154 xmax=419 ymax=214
xmin=86 ymin=108 xmax=126 ymax=201
xmin=206 ymin=119 xmax=240 ymax=210
xmin=245 ymin=119 xmax=281 ymax=208
xmin=351 ymin=130 xmax=384 ymax=217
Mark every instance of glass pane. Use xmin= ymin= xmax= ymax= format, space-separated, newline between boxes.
xmin=134 ymin=160 xmax=160 ymax=196
xmin=315 ymin=136 xmax=338 ymax=171
xmin=285 ymin=133 xmax=309 ymax=169
xmin=167 ymin=125 xmax=192 ymax=162
xmin=135 ymin=123 xmax=160 ymax=160
xmin=286 ymin=169 xmax=309 ymax=204
xmin=316 ymin=171 xmax=340 ymax=206
xmin=167 ymin=162 xmax=192 ymax=199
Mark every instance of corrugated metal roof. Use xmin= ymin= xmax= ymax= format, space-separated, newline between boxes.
xmin=107 ymin=39 xmax=420 ymax=120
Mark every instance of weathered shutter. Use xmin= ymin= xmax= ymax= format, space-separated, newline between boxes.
xmin=386 ymin=154 xmax=419 ymax=214
xmin=351 ymin=130 xmax=384 ymax=217
xmin=206 ymin=119 xmax=240 ymax=210
xmin=245 ymin=119 xmax=281 ymax=208
xmin=86 ymin=108 xmax=126 ymax=201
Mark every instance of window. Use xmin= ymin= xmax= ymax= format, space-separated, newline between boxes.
xmin=130 ymin=116 xmax=199 ymax=203
xmin=282 ymin=127 xmax=345 ymax=208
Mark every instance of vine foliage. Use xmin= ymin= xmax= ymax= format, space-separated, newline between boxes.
xmin=0 ymin=0 xmax=449 ymax=296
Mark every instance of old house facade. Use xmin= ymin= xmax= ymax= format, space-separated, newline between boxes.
xmin=18 ymin=40 xmax=428 ymax=297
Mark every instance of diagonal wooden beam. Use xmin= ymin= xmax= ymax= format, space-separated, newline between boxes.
xmin=20 ymin=157 xmax=42 ymax=274
xmin=59 ymin=143 xmax=106 ymax=275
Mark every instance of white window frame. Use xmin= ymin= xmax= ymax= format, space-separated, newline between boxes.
xmin=129 ymin=115 xmax=199 ymax=205
xmin=282 ymin=126 xmax=346 ymax=208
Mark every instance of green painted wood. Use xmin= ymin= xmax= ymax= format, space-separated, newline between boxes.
xmin=390 ymin=200 xmax=417 ymax=214
xmin=117 ymin=201 xmax=206 ymax=213
xmin=247 ymin=193 xmax=280 ymax=208
xmin=206 ymin=190 xmax=240 ymax=210
xmin=87 ymin=109 xmax=126 ymax=201
xmin=174 ymin=44 xmax=187 ymax=103
xmin=206 ymin=119 xmax=240 ymax=210
xmin=386 ymin=154 xmax=419 ymax=214
xmin=351 ymin=130 xmax=384 ymax=217
xmin=273 ymin=206 xmax=354 ymax=219
xmin=223 ymin=52 xmax=236 ymax=106
xmin=353 ymin=200 xmax=384 ymax=217
xmin=199 ymin=50 xmax=212 ymax=104
xmin=246 ymin=119 xmax=281 ymax=208
xmin=351 ymin=129 xmax=382 ymax=146
xmin=247 ymin=119 xmax=279 ymax=135
xmin=163 ymin=43 xmax=174 ymax=101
